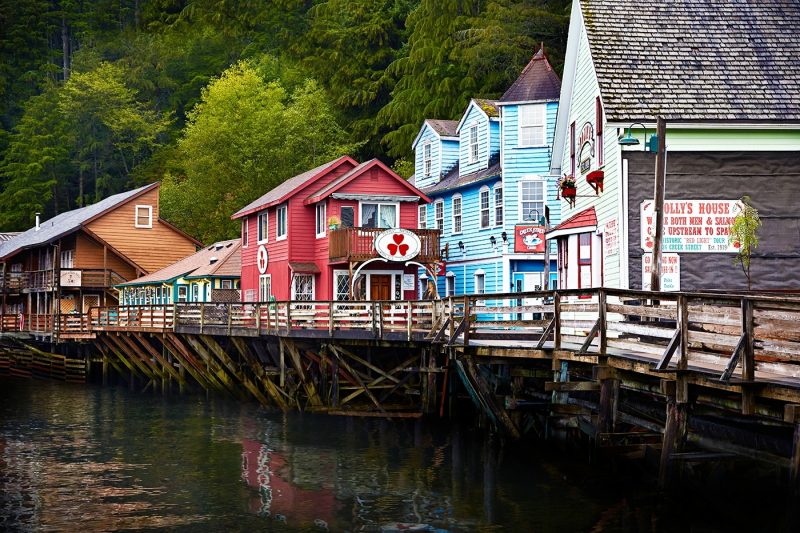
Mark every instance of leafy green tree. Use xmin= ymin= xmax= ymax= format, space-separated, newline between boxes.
xmin=0 ymin=87 xmax=71 ymax=229
xmin=58 ymin=62 xmax=170 ymax=205
xmin=729 ymin=196 xmax=762 ymax=290
xmin=161 ymin=60 xmax=358 ymax=243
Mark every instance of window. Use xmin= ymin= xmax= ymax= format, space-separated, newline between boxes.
xmin=596 ymin=97 xmax=604 ymax=167
xmin=60 ymin=249 xmax=73 ymax=269
xmin=480 ymin=187 xmax=490 ymax=229
xmin=292 ymin=274 xmax=313 ymax=301
xmin=259 ymin=275 xmax=271 ymax=302
xmin=276 ymin=205 xmax=287 ymax=240
xmin=361 ymin=202 xmax=398 ymax=228
xmin=520 ymin=179 xmax=544 ymax=222
xmin=423 ymin=142 xmax=432 ymax=177
xmin=418 ymin=205 xmax=427 ymax=229
xmin=316 ymin=203 xmax=326 ymax=238
xmin=494 ymin=185 xmax=503 ymax=226
xmin=452 ymin=194 xmax=462 ymax=234
xmin=341 ymin=206 xmax=354 ymax=228
xmin=178 ymin=285 xmax=188 ymax=302
xmin=334 ymin=271 xmax=350 ymax=301
xmin=469 ymin=125 xmax=479 ymax=164
xmin=221 ymin=279 xmax=233 ymax=290
xmin=191 ymin=284 xmax=199 ymax=302
xmin=558 ymin=238 xmax=568 ymax=289
xmin=474 ymin=270 xmax=486 ymax=305
xmin=569 ymin=121 xmax=576 ymax=176
xmin=446 ymin=273 xmax=455 ymax=297
xmin=242 ymin=217 xmax=249 ymax=247
xmin=434 ymin=200 xmax=444 ymax=231
xmin=135 ymin=205 xmax=153 ymax=228
xmin=258 ymin=211 xmax=268 ymax=243
xmin=518 ymin=104 xmax=546 ymax=146
xmin=579 ymin=233 xmax=592 ymax=289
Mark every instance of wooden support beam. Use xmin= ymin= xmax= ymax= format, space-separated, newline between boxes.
xmin=131 ymin=334 xmax=186 ymax=387
xmin=741 ymin=298 xmax=755 ymax=415
xmin=116 ymin=334 xmax=169 ymax=388
xmin=658 ymin=399 xmax=688 ymax=490
xmin=162 ymin=334 xmax=220 ymax=393
xmin=461 ymin=355 xmax=520 ymax=438
xmin=180 ymin=334 xmax=248 ymax=401
xmin=598 ymin=289 xmax=607 ymax=354
xmin=230 ymin=337 xmax=290 ymax=411
xmin=283 ymin=339 xmax=323 ymax=408
xmin=544 ymin=381 xmax=600 ymax=392
xmin=341 ymin=354 xmax=418 ymax=405
xmin=596 ymin=376 xmax=620 ymax=439
xmin=329 ymin=345 xmax=387 ymax=415
xmin=656 ymin=329 xmax=681 ymax=371
xmin=102 ymin=334 xmax=158 ymax=383
xmin=198 ymin=335 xmax=272 ymax=406
xmin=719 ymin=333 xmax=746 ymax=383
xmin=535 ymin=318 xmax=555 ymax=349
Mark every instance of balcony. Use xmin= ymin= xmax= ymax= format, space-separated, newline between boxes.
xmin=0 ymin=272 xmax=27 ymax=292
xmin=329 ymin=227 xmax=440 ymax=263
xmin=0 ymin=269 xmax=128 ymax=293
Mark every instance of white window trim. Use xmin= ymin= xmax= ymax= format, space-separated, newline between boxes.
xmin=257 ymin=211 xmax=269 ymax=244
xmin=357 ymin=200 xmax=400 ymax=229
xmin=135 ymin=204 xmax=153 ymax=229
xmin=276 ymin=204 xmax=288 ymax=241
xmin=518 ymin=104 xmax=547 ymax=148
xmin=423 ymin=142 xmax=432 ymax=177
xmin=259 ymin=274 xmax=272 ymax=302
xmin=291 ymin=273 xmax=315 ymax=300
xmin=242 ymin=216 xmax=249 ymax=248
xmin=418 ymin=205 xmax=427 ymax=229
xmin=518 ymin=176 xmax=545 ymax=223
xmin=434 ymin=199 xmax=444 ymax=231
xmin=316 ymin=203 xmax=327 ymax=239
xmin=445 ymin=272 xmax=456 ymax=297
xmin=177 ymin=285 xmax=188 ymax=302
xmin=333 ymin=270 xmax=351 ymax=301
xmin=479 ymin=186 xmax=491 ymax=229
xmin=363 ymin=269 xmax=405 ymax=301
xmin=494 ymin=183 xmax=503 ymax=227
xmin=451 ymin=193 xmax=462 ymax=235
xmin=468 ymin=124 xmax=479 ymax=164
xmin=474 ymin=269 xmax=486 ymax=306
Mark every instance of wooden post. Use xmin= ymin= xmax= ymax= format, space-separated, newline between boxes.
xmin=463 ymin=296 xmax=471 ymax=347
xmin=598 ymin=289 xmax=607 ymax=354
xmin=553 ymin=292 xmax=562 ymax=350
xmin=658 ymin=397 xmax=687 ymax=489
xmin=741 ymin=298 xmax=755 ymax=415
xmin=407 ymin=301 xmax=413 ymax=341
xmin=677 ymin=295 xmax=689 ymax=403
xmin=649 ymin=116 xmax=667 ymax=292
xmin=279 ymin=338 xmax=286 ymax=388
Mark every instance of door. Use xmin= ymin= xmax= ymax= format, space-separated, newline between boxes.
xmin=370 ymin=275 xmax=392 ymax=301
xmin=515 ymin=272 xmax=543 ymax=320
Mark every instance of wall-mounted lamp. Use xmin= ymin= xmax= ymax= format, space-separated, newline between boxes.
xmin=501 ymin=231 xmax=508 ymax=244
xmin=619 ymin=122 xmax=658 ymax=153
xmin=458 ymin=241 xmax=465 ymax=253
xmin=489 ymin=235 xmax=496 ymax=248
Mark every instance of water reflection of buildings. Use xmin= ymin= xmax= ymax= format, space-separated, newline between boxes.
xmin=241 ymin=439 xmax=338 ymax=528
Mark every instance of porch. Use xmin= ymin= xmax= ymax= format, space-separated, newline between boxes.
xmin=329 ymin=227 xmax=440 ymax=263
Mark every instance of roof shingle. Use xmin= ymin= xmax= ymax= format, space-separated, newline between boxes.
xmin=500 ymin=48 xmax=562 ymax=103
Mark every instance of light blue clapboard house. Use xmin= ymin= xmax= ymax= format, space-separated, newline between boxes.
xmin=413 ymin=48 xmax=562 ymax=299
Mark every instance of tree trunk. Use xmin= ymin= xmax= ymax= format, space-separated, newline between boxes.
xmin=78 ymin=166 xmax=84 ymax=208
xmin=61 ymin=15 xmax=70 ymax=80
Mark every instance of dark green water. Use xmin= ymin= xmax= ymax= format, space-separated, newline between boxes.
xmin=0 ymin=378 xmax=791 ymax=532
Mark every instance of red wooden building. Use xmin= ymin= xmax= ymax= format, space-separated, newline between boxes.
xmin=232 ymin=156 xmax=439 ymax=302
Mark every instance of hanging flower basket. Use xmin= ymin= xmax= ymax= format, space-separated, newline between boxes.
xmin=586 ymin=169 xmax=604 ymax=194
xmin=558 ymin=174 xmax=577 ymax=208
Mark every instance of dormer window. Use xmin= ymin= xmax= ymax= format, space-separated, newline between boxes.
xmin=423 ymin=142 xmax=432 ymax=177
xmin=469 ymin=125 xmax=479 ymax=164
xmin=135 ymin=205 xmax=153 ymax=228
xmin=519 ymin=104 xmax=546 ymax=147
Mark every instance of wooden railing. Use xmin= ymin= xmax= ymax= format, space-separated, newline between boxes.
xmin=329 ymin=227 xmax=441 ymax=263
xmin=0 ymin=272 xmax=27 ymax=291
xmin=26 ymin=270 xmax=55 ymax=291
xmin=0 ymin=268 xmax=128 ymax=292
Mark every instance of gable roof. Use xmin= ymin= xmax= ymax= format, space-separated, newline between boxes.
xmin=456 ymin=99 xmax=500 ymax=134
xmin=499 ymin=47 xmax=562 ymax=103
xmin=582 ymin=0 xmax=800 ymax=123
xmin=421 ymin=152 xmax=501 ymax=195
xmin=231 ymin=156 xmax=357 ymax=219
xmin=545 ymin=206 xmax=597 ymax=239
xmin=304 ymin=159 xmax=432 ymax=205
xmin=0 ymin=183 xmax=160 ymax=261
xmin=411 ymin=119 xmax=460 ymax=150
xmin=117 ymin=239 xmax=240 ymax=286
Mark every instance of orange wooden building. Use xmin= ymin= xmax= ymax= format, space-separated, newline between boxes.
xmin=0 ymin=182 xmax=200 ymax=334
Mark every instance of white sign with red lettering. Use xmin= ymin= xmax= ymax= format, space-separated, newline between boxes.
xmin=374 ymin=229 xmax=421 ymax=262
xmin=641 ymin=200 xmax=743 ymax=253
xmin=642 ymin=253 xmax=680 ymax=291
xmin=603 ymin=218 xmax=619 ymax=256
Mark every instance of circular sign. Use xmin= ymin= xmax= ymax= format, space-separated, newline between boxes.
xmin=257 ymin=245 xmax=269 ymax=274
xmin=374 ymin=228 xmax=421 ymax=262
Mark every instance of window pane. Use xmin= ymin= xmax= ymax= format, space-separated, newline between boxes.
xmin=361 ymin=203 xmax=377 ymax=228
xmin=341 ymin=206 xmax=354 ymax=228
xmin=418 ymin=206 xmax=426 ymax=229
xmin=379 ymin=204 xmax=397 ymax=228
xmin=494 ymin=187 xmax=503 ymax=225
xmin=521 ymin=181 xmax=544 ymax=221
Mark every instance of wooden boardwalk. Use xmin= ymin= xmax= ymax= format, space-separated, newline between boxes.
xmin=4 ymin=287 xmax=800 ymax=488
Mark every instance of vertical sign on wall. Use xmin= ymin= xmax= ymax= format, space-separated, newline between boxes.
xmin=642 ymin=253 xmax=680 ymax=291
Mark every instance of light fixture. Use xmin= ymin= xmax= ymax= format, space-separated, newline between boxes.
xmin=501 ymin=231 xmax=508 ymax=244
xmin=458 ymin=241 xmax=465 ymax=252
xmin=619 ymin=122 xmax=658 ymax=153
xmin=489 ymin=235 xmax=496 ymax=248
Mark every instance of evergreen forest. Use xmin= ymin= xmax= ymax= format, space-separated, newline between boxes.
xmin=0 ymin=0 xmax=570 ymax=243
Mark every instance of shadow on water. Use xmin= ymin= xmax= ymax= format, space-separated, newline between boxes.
xmin=0 ymin=378 xmax=795 ymax=532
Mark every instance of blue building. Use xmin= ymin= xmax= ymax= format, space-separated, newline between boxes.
xmin=414 ymin=48 xmax=562 ymax=298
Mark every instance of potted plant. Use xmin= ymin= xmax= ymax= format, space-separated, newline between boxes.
xmin=328 ymin=215 xmax=341 ymax=231
xmin=558 ymin=174 xmax=577 ymax=206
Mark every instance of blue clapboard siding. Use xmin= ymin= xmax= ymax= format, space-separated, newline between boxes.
xmin=413 ymin=122 xmax=460 ymax=190
xmin=459 ymin=103 xmax=499 ymax=177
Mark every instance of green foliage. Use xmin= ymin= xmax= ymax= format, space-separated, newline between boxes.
xmin=161 ymin=61 xmax=359 ymax=243
xmin=728 ymin=196 xmax=761 ymax=290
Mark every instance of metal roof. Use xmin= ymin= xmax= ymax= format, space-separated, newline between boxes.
xmin=117 ymin=239 xmax=240 ymax=286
